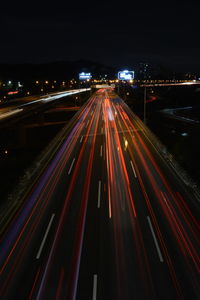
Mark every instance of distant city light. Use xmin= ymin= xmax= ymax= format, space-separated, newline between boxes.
xmin=79 ymin=72 xmax=92 ymax=80
xmin=181 ymin=132 xmax=188 ymax=137
xmin=118 ymin=70 xmax=134 ymax=80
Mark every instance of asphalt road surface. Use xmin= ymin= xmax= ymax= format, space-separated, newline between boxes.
xmin=0 ymin=89 xmax=199 ymax=299
xmin=0 ymin=89 xmax=90 ymax=122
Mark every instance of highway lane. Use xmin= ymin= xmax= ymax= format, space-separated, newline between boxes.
xmin=76 ymin=92 xmax=199 ymax=299
xmin=0 ymin=89 xmax=199 ymax=299
xmin=0 ymin=93 xmax=97 ymax=298
xmin=0 ymin=89 xmax=90 ymax=122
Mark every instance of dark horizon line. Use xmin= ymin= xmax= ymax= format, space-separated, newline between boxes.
xmin=0 ymin=59 xmax=199 ymax=74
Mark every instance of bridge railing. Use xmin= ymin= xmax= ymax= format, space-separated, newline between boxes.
xmin=129 ymin=107 xmax=200 ymax=201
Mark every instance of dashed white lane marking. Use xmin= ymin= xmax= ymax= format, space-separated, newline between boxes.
xmin=100 ymin=145 xmax=103 ymax=157
xmin=80 ymin=136 xmax=83 ymax=143
xmin=36 ymin=214 xmax=55 ymax=259
xmin=92 ymin=274 xmax=98 ymax=300
xmin=130 ymin=160 xmax=137 ymax=178
xmin=68 ymin=158 xmax=75 ymax=175
xmin=98 ymin=181 xmax=101 ymax=208
xmin=147 ymin=216 xmax=164 ymax=262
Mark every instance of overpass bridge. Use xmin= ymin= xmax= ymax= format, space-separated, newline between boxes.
xmin=0 ymin=88 xmax=91 ymax=127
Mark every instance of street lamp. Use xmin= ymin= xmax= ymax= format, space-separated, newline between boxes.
xmin=144 ymin=87 xmax=147 ymax=124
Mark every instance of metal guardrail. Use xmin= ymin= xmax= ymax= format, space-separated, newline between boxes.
xmin=131 ymin=109 xmax=200 ymax=202
xmin=140 ymin=82 xmax=200 ymax=87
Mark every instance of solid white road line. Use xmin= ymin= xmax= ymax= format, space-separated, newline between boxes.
xmin=147 ymin=216 xmax=164 ymax=262
xmin=36 ymin=214 xmax=55 ymax=259
xmin=68 ymin=158 xmax=75 ymax=175
xmin=130 ymin=161 xmax=137 ymax=178
xmin=100 ymin=145 xmax=103 ymax=157
xmin=80 ymin=136 xmax=83 ymax=143
xmin=92 ymin=274 xmax=98 ymax=300
xmin=98 ymin=181 xmax=101 ymax=208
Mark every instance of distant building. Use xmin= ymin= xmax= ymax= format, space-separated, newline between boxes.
xmin=184 ymin=72 xmax=196 ymax=80
xmin=137 ymin=63 xmax=152 ymax=80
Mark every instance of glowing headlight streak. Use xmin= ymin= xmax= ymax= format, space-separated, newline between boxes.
xmin=116 ymin=102 xmax=200 ymax=277
xmin=108 ymin=108 xmax=114 ymax=121
xmin=0 ymin=95 xmax=96 ymax=279
xmin=19 ymin=89 xmax=91 ymax=107
xmin=103 ymin=95 xmax=137 ymax=219
xmin=35 ymin=97 xmax=99 ymax=300
xmin=115 ymin=106 xmax=184 ymax=297
xmin=124 ymin=139 xmax=128 ymax=150
xmin=0 ymin=109 xmax=23 ymax=120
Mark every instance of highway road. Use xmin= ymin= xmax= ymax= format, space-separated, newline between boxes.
xmin=0 ymin=89 xmax=199 ymax=299
xmin=0 ymin=89 xmax=90 ymax=122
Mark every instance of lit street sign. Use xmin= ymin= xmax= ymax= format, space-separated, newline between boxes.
xmin=79 ymin=72 xmax=92 ymax=80
xmin=118 ymin=70 xmax=134 ymax=80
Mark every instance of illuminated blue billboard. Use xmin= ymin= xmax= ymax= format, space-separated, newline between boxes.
xmin=118 ymin=70 xmax=134 ymax=80
xmin=79 ymin=72 xmax=92 ymax=80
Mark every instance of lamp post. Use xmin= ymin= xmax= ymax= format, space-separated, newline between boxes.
xmin=144 ymin=86 xmax=146 ymax=124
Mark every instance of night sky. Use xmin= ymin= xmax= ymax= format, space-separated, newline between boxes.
xmin=1 ymin=1 xmax=200 ymax=71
